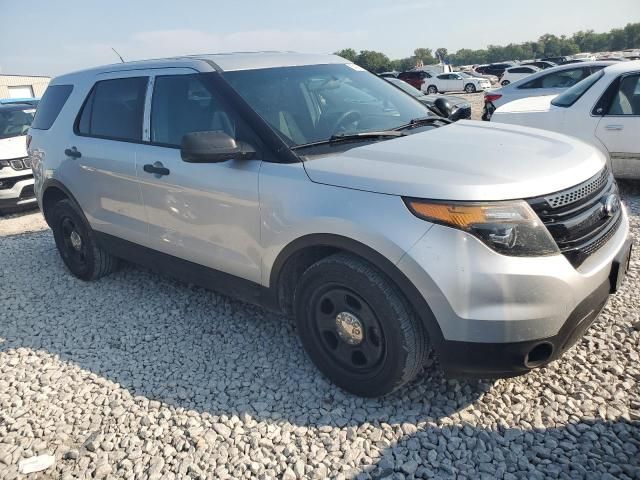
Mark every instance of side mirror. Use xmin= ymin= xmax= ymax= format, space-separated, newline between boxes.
xmin=180 ymin=131 xmax=256 ymax=163
xmin=433 ymin=97 xmax=453 ymax=119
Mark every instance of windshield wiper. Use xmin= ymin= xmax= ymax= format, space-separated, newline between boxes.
xmin=291 ymin=131 xmax=406 ymax=151
xmin=393 ymin=116 xmax=451 ymax=131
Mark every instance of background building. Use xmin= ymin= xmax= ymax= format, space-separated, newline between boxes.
xmin=0 ymin=75 xmax=50 ymax=99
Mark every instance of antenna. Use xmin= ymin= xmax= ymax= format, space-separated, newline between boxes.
xmin=111 ymin=47 xmax=125 ymax=63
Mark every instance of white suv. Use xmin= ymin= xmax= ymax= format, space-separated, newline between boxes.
xmin=28 ymin=52 xmax=631 ymax=396
xmin=0 ymin=100 xmax=38 ymax=212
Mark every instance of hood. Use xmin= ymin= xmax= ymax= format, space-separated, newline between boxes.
xmin=0 ymin=135 xmax=28 ymax=160
xmin=302 ymin=120 xmax=605 ymax=201
xmin=495 ymin=94 xmax=557 ymax=113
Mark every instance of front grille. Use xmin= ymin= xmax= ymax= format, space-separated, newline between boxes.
xmin=528 ymin=167 xmax=622 ymax=267
xmin=0 ymin=174 xmax=32 ymax=190
xmin=8 ymin=157 xmax=30 ymax=171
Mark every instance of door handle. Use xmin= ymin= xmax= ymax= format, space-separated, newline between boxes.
xmin=605 ymin=124 xmax=624 ymax=131
xmin=64 ymin=146 xmax=81 ymax=158
xmin=143 ymin=162 xmax=170 ymax=176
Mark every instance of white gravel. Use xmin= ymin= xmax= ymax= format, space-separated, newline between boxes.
xmin=0 ymin=182 xmax=639 ymax=479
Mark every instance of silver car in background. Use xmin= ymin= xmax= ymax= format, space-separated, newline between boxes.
xmin=483 ymin=61 xmax=617 ymax=120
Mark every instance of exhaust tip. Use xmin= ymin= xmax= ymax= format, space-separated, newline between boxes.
xmin=524 ymin=342 xmax=554 ymax=369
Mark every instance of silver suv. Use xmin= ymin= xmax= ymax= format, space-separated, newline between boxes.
xmin=28 ymin=53 xmax=632 ymax=397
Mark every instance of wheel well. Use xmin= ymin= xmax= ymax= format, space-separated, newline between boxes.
xmin=41 ymin=186 xmax=69 ymax=225
xmin=276 ymin=245 xmax=340 ymax=315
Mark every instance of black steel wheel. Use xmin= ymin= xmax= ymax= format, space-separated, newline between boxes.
xmin=51 ymin=199 xmax=118 ymax=280
xmin=295 ymin=253 xmax=429 ymax=397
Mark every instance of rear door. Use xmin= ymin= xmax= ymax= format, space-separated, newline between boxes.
xmin=63 ymin=72 xmax=149 ymax=245
xmin=594 ymin=72 xmax=640 ymax=177
xmin=135 ymin=70 xmax=263 ymax=282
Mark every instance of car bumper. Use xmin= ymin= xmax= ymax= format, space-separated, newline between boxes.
xmin=397 ymin=206 xmax=631 ymax=376
xmin=0 ymin=175 xmax=36 ymax=212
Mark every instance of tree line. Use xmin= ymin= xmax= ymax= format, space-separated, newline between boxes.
xmin=335 ymin=23 xmax=640 ymax=73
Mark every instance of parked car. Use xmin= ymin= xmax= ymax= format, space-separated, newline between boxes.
xmin=385 ymin=77 xmax=471 ymax=120
xmin=424 ymin=72 xmax=491 ymax=94
xmin=491 ymin=61 xmax=640 ymax=179
xmin=500 ymin=66 xmax=540 ymax=86
xmin=475 ymin=62 xmax=516 ymax=78
xmin=0 ymin=100 xmax=39 ymax=213
xmin=482 ymin=61 xmax=616 ymax=120
xmin=29 ymin=52 xmax=631 ymax=396
xmin=573 ymin=53 xmax=597 ymax=61
xmin=542 ymin=56 xmax=569 ymax=65
xmin=521 ymin=61 xmax=557 ymax=70
xmin=459 ymin=70 xmax=499 ymax=85
xmin=397 ymin=70 xmax=432 ymax=90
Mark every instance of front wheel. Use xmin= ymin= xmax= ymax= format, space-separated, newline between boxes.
xmin=426 ymin=85 xmax=438 ymax=94
xmin=464 ymin=83 xmax=476 ymax=93
xmin=50 ymin=199 xmax=118 ymax=281
xmin=294 ymin=253 xmax=429 ymax=397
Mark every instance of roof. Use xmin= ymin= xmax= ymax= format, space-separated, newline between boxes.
xmin=53 ymin=52 xmax=350 ymax=82
xmin=602 ymin=59 xmax=640 ymax=75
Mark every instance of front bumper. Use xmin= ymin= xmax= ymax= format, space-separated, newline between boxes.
xmin=0 ymin=174 xmax=36 ymax=212
xmin=397 ymin=206 xmax=631 ymax=376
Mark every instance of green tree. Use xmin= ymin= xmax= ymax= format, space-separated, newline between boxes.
xmin=434 ymin=48 xmax=448 ymax=61
xmin=334 ymin=48 xmax=357 ymax=62
xmin=355 ymin=50 xmax=391 ymax=73
xmin=413 ymin=48 xmax=435 ymax=64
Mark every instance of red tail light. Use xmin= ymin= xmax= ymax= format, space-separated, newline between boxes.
xmin=484 ymin=94 xmax=502 ymax=103
xmin=26 ymin=134 xmax=32 ymax=149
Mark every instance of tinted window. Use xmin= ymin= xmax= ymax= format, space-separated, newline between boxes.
xmin=552 ymin=70 xmax=604 ymax=108
xmin=31 ymin=85 xmax=73 ymax=130
xmin=437 ymin=74 xmax=448 ymax=79
xmin=520 ymin=68 xmax=590 ymax=89
xmin=607 ymin=74 xmax=640 ymax=115
xmin=151 ymin=74 xmax=239 ymax=146
xmin=77 ymin=77 xmax=147 ymax=141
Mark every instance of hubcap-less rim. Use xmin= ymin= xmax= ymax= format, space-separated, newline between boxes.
xmin=311 ymin=287 xmax=385 ymax=374
xmin=60 ymin=217 xmax=87 ymax=266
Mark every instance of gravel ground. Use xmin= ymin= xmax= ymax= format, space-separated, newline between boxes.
xmin=1 ymin=182 xmax=639 ymax=479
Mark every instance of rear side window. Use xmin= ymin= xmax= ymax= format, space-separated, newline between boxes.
xmin=31 ymin=85 xmax=73 ymax=130
xmin=552 ymin=70 xmax=604 ymax=108
xmin=76 ymin=77 xmax=147 ymax=141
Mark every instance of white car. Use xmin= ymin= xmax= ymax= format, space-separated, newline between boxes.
xmin=0 ymin=100 xmax=38 ymax=212
xmin=491 ymin=61 xmax=640 ymax=179
xmin=500 ymin=66 xmax=540 ymax=86
xmin=424 ymin=72 xmax=491 ymax=94
xmin=482 ymin=61 xmax=616 ymax=120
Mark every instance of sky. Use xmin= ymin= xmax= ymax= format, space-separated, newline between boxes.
xmin=2 ymin=0 xmax=639 ymax=76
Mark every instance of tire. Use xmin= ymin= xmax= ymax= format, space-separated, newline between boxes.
xmin=464 ymin=83 xmax=476 ymax=93
xmin=50 ymin=199 xmax=118 ymax=281
xmin=501 ymin=80 xmax=510 ymax=86
xmin=294 ymin=253 xmax=429 ymax=397
xmin=426 ymin=85 xmax=438 ymax=94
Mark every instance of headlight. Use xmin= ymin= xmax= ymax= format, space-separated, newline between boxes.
xmin=404 ymin=198 xmax=559 ymax=257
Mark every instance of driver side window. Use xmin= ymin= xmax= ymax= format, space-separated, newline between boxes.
xmin=150 ymin=74 xmax=237 ymax=147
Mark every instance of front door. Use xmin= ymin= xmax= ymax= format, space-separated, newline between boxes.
xmin=595 ymin=73 xmax=640 ymax=178
xmin=136 ymin=72 xmax=263 ymax=283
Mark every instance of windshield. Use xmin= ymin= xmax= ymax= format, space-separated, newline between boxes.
xmin=551 ymin=70 xmax=604 ymax=107
xmin=0 ymin=106 xmax=36 ymax=139
xmin=224 ymin=64 xmax=434 ymax=147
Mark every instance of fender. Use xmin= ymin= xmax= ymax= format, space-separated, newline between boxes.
xmin=40 ymin=178 xmax=85 ymax=225
xmin=270 ymin=233 xmax=446 ymax=348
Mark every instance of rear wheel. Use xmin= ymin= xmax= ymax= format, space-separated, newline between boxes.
xmin=426 ymin=85 xmax=438 ymax=94
xmin=50 ymin=199 xmax=118 ymax=280
xmin=294 ymin=253 xmax=429 ymax=397
xmin=464 ymin=83 xmax=476 ymax=93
